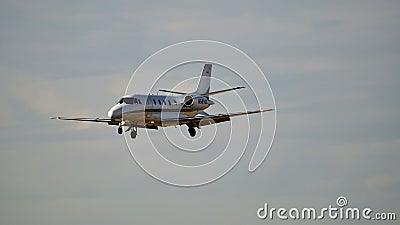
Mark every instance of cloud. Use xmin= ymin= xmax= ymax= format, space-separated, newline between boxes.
xmin=366 ymin=175 xmax=398 ymax=191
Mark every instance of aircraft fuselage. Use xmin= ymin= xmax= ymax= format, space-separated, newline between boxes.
xmin=107 ymin=94 xmax=214 ymax=127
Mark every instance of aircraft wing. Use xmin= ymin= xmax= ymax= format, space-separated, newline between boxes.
xmin=161 ymin=109 xmax=274 ymax=127
xmin=50 ymin=117 xmax=113 ymax=123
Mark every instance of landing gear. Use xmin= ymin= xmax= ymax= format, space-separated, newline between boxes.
xmin=188 ymin=127 xmax=196 ymax=137
xmin=117 ymin=124 xmax=137 ymax=139
xmin=130 ymin=127 xmax=137 ymax=139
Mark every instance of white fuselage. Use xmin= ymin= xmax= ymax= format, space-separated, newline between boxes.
xmin=107 ymin=94 xmax=214 ymax=127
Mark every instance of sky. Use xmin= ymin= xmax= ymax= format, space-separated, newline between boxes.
xmin=1 ymin=0 xmax=399 ymax=224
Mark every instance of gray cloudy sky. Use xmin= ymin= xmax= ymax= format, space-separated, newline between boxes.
xmin=1 ymin=0 xmax=399 ymax=224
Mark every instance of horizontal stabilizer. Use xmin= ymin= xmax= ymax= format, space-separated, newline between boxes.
xmin=206 ymin=86 xmax=245 ymax=96
xmin=158 ymin=89 xmax=186 ymax=95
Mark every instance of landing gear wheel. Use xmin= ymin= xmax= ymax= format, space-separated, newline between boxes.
xmin=130 ymin=127 xmax=137 ymax=139
xmin=117 ymin=126 xmax=123 ymax=134
xmin=188 ymin=127 xmax=196 ymax=137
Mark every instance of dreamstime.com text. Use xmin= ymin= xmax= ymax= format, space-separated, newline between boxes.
xmin=257 ymin=196 xmax=396 ymax=221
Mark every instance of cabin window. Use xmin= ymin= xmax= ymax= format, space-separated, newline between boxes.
xmin=152 ymin=99 xmax=156 ymax=105
xmin=173 ymin=100 xmax=177 ymax=104
xmin=138 ymin=99 xmax=142 ymax=104
xmin=158 ymin=99 xmax=162 ymax=105
xmin=168 ymin=100 xmax=171 ymax=105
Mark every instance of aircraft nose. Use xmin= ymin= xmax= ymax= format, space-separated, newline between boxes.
xmin=108 ymin=106 xmax=122 ymax=119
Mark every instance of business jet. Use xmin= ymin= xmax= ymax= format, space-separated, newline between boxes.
xmin=51 ymin=64 xmax=274 ymax=139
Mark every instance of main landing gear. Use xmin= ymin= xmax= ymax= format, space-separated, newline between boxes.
xmin=117 ymin=125 xmax=137 ymax=139
xmin=188 ymin=127 xmax=196 ymax=137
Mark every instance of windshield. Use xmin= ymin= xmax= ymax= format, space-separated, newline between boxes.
xmin=118 ymin=97 xmax=141 ymax=104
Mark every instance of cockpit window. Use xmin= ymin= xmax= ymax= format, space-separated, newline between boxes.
xmin=118 ymin=97 xmax=141 ymax=104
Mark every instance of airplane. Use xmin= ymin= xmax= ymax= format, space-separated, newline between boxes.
xmin=51 ymin=64 xmax=274 ymax=139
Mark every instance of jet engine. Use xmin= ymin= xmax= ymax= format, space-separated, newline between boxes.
xmin=184 ymin=95 xmax=194 ymax=107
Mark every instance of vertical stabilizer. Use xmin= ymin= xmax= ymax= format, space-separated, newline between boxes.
xmin=196 ymin=64 xmax=212 ymax=96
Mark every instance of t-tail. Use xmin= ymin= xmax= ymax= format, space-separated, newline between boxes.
xmin=195 ymin=64 xmax=212 ymax=96
xmin=159 ymin=63 xmax=245 ymax=96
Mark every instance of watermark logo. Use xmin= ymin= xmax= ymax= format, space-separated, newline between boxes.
xmin=336 ymin=196 xmax=348 ymax=207
xmin=257 ymin=196 xmax=397 ymax=221
xmin=123 ymin=40 xmax=276 ymax=186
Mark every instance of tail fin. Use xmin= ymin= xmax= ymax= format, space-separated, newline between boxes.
xmin=196 ymin=64 xmax=212 ymax=96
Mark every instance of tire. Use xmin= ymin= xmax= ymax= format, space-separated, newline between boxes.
xmin=131 ymin=129 xmax=137 ymax=139
xmin=188 ymin=127 xmax=196 ymax=137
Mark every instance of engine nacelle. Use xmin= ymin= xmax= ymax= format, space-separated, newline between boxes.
xmin=182 ymin=95 xmax=213 ymax=110
xmin=184 ymin=95 xmax=194 ymax=107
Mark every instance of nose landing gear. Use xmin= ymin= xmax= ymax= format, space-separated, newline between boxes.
xmin=130 ymin=126 xmax=137 ymax=139
xmin=117 ymin=124 xmax=138 ymax=139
